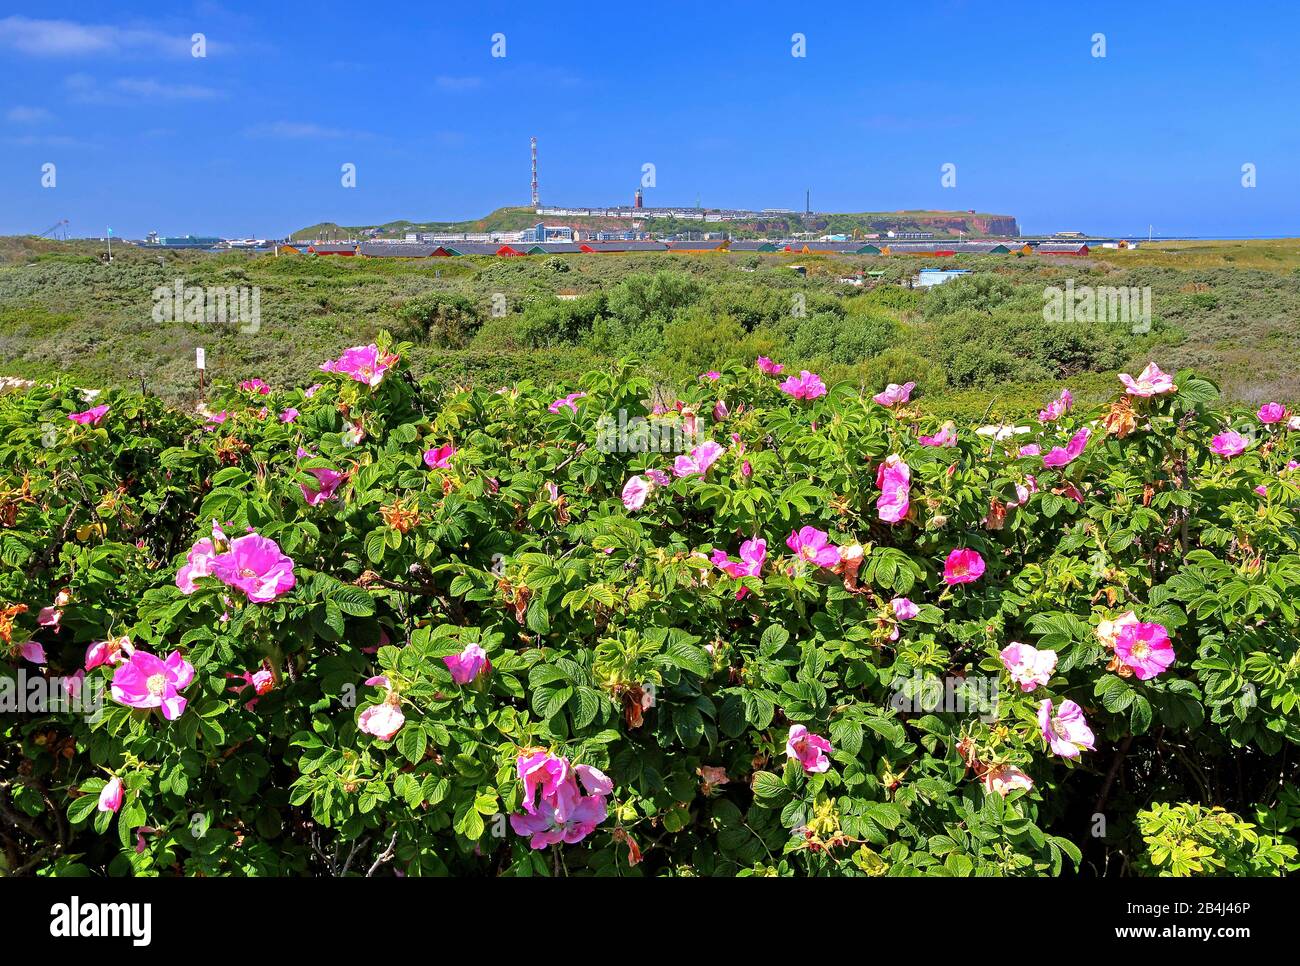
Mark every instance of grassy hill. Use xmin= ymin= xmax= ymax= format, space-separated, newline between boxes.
xmin=292 ymin=207 xmax=1021 ymax=241
xmin=293 ymin=207 xmax=542 ymax=241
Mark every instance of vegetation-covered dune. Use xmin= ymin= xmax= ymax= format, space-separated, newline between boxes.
xmin=3 ymin=237 xmax=1299 ymax=420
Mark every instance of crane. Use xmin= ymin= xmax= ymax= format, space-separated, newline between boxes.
xmin=38 ymin=219 xmax=69 ymax=239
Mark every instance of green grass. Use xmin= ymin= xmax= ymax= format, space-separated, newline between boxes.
xmin=2 ymin=236 xmax=1297 ymax=413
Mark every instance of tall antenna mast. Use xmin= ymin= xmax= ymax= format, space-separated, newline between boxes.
xmin=530 ymin=137 xmax=539 ymax=209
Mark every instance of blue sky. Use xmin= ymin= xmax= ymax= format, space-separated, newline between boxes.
xmin=2 ymin=1 xmax=1298 ymax=239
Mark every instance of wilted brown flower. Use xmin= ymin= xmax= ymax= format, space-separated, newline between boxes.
xmin=616 ymin=683 xmax=654 ymax=728
xmin=498 ymin=579 xmax=530 ymax=624
xmin=831 ymin=542 xmax=866 ymax=591
xmin=379 ymin=499 xmax=421 ymax=534
xmin=215 ymin=435 xmax=250 ymax=465
xmin=0 ymin=603 xmax=28 ymax=645
xmin=1101 ymin=397 xmax=1138 ymax=438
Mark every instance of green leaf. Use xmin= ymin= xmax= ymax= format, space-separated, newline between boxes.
xmin=664 ymin=638 xmax=711 ymax=678
xmin=396 ymin=725 xmax=427 ymax=763
xmin=332 ymin=586 xmax=376 ymax=617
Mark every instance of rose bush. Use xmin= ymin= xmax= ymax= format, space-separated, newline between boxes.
xmin=1 ymin=338 xmax=1297 ymax=876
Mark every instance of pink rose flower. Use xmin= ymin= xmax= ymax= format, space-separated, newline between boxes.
xmin=518 ymin=751 xmax=572 ymax=814
xmin=756 ymin=356 xmax=784 ymax=376
xmin=228 ymin=665 xmax=275 ymax=709
xmin=983 ymin=764 xmax=1033 ymax=797
xmin=1038 ymin=699 xmax=1095 ymax=758
xmin=786 ymin=526 xmax=840 ymax=568
xmin=712 ymin=537 xmax=766 ymax=579
xmin=1114 ymin=622 xmax=1175 ymax=680
xmin=673 ymin=440 xmax=724 ymax=478
xmin=701 ymin=371 xmax=721 ymax=381
xmin=85 ymin=635 xmax=133 ymax=670
xmin=423 ymin=444 xmax=457 ymax=469
xmin=574 ymin=764 xmax=613 ymax=797
xmin=175 ymin=535 xmax=220 ymax=594
xmin=1018 ymin=444 xmax=1041 ymax=457
xmin=645 ymin=469 xmax=671 ymax=487
xmin=320 ymin=344 xmax=398 ymax=387
xmin=358 ymin=697 xmax=405 ymax=741
xmin=1257 ymin=402 xmax=1287 ymax=425
xmin=239 ymin=378 xmax=271 ymax=395
xmin=1000 ymin=642 xmax=1057 ymax=692
xmin=509 ymin=790 xmax=607 ymax=849
xmin=300 ymin=465 xmax=346 ymax=506
xmin=209 ymin=533 xmax=296 ymax=603
xmin=548 ymin=392 xmax=586 ymax=414
xmin=872 ymin=382 xmax=915 ymax=408
xmin=1119 ymin=362 xmax=1176 ymax=397
xmin=1038 ymin=389 xmax=1073 ymax=424
xmin=110 ymin=649 xmax=195 ymax=720
xmin=1096 ymin=611 xmax=1138 ymax=649
xmin=876 ymin=454 xmax=911 ymax=524
xmin=779 ymin=370 xmax=827 ymax=400
xmin=342 ymin=422 xmax=365 ymax=447
xmin=943 ymin=548 xmax=985 ymax=585
xmin=279 ymin=408 xmax=299 ymax=424
xmin=1057 ymin=482 xmax=1085 ymax=505
xmin=891 ymin=597 xmax=919 ymax=620
xmin=622 ymin=475 xmax=652 ymax=511
xmin=510 ymin=752 xmax=612 ymax=848
xmin=918 ymin=423 xmax=957 ymax=447
xmin=1210 ymin=431 xmax=1249 ymax=458
xmin=98 ymin=777 xmax=124 ymax=814
xmin=1008 ymin=475 xmax=1039 ymax=508
xmin=443 ymin=641 xmax=490 ymax=685
xmin=1042 ymin=428 xmax=1091 ymax=468
xmin=785 ymin=724 xmax=833 ymax=774
xmin=68 ymin=404 xmax=110 ymax=425
xmin=20 ymin=641 xmax=45 ymax=664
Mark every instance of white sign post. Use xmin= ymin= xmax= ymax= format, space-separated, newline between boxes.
xmin=196 ymin=347 xmax=206 ymax=396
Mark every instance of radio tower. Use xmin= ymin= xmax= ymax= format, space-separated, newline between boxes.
xmin=530 ymin=137 xmax=539 ymax=209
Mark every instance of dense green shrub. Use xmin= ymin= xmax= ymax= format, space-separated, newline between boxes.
xmin=2 ymin=344 xmax=1297 ymax=876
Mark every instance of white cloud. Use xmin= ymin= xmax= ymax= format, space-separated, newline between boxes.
xmin=0 ymin=15 xmax=195 ymax=57
xmin=243 ymin=121 xmax=370 ymax=140
xmin=65 ymin=74 xmax=223 ymax=103
xmin=5 ymin=105 xmax=53 ymax=123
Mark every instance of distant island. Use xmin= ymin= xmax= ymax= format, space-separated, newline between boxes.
xmin=292 ymin=206 xmax=1020 ymax=242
